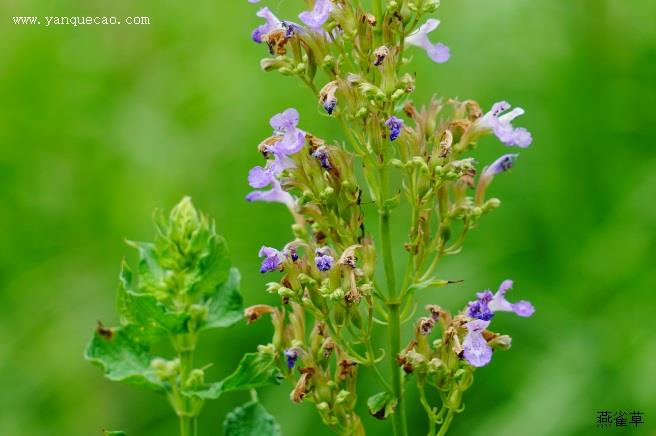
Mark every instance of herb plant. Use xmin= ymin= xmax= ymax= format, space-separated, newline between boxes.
xmin=243 ymin=0 xmax=535 ymax=435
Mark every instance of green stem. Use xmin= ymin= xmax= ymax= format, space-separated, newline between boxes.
xmin=436 ymin=409 xmax=455 ymax=436
xmin=174 ymin=336 xmax=199 ymax=436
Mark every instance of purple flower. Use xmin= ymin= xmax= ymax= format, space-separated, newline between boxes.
xmin=478 ymin=101 xmax=532 ymax=148
xmin=467 ymin=290 xmax=494 ymax=321
xmin=463 ymin=319 xmax=492 ymax=367
xmin=284 ymin=348 xmax=300 ymax=369
xmin=468 ymin=280 xmax=535 ymax=320
xmin=488 ymin=279 xmax=535 ymax=317
xmin=483 ymin=153 xmax=519 ymax=178
xmin=385 ymin=116 xmax=404 ymax=141
xmin=315 ymin=247 xmax=334 ymax=271
xmin=258 ymin=246 xmax=284 ymax=273
xmin=270 ymin=108 xmax=306 ymax=155
xmin=246 ymin=164 xmax=295 ymax=208
xmin=405 ymin=19 xmax=450 ymax=64
xmin=311 ymin=146 xmax=332 ymax=169
xmin=299 ymin=0 xmax=333 ymax=31
xmin=252 ymin=7 xmax=281 ymax=43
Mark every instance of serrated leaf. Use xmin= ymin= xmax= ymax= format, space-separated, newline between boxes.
xmin=367 ymin=391 xmax=397 ymax=420
xmin=221 ymin=352 xmax=284 ymax=393
xmin=85 ymin=326 xmax=164 ymax=392
xmin=189 ymin=234 xmax=231 ymax=298
xmin=223 ymin=401 xmax=281 ymax=436
xmin=122 ymin=290 xmax=190 ymax=335
xmin=128 ymin=241 xmax=167 ymax=296
xmin=202 ymin=267 xmax=243 ymax=330
xmin=182 ymin=351 xmax=283 ymax=400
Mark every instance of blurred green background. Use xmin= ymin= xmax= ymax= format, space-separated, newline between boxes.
xmin=1 ymin=0 xmax=655 ymax=435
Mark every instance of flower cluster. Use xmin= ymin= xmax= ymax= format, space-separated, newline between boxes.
xmin=244 ymin=1 xmax=535 ymax=435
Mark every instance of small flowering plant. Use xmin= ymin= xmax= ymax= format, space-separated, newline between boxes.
xmin=86 ymin=198 xmax=284 ymax=436
xmin=244 ymin=0 xmax=535 ymax=435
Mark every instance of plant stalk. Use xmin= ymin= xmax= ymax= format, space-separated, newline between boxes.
xmin=378 ymin=164 xmax=408 ymax=436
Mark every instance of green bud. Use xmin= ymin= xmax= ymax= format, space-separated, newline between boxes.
xmin=321 ymin=187 xmax=335 ymax=198
xmin=422 ymin=0 xmax=441 ymax=13
xmin=489 ymin=334 xmax=512 ymax=350
xmin=151 ymin=357 xmax=179 ymax=382
xmin=184 ymin=368 xmax=205 ymax=390
xmin=391 ymin=89 xmax=405 ymax=101
xmin=266 ymin=282 xmax=281 ymax=293
xmin=322 ymin=55 xmax=335 ymax=70
xmin=317 ymin=401 xmax=330 ymax=411
xmin=482 ymin=198 xmax=501 ymax=212
xmin=278 ymin=287 xmax=295 ymax=299
xmin=292 ymin=223 xmax=309 ymax=240
xmin=335 ymin=390 xmax=351 ymax=404
xmin=294 ymin=63 xmax=306 ymax=73
xmin=257 ymin=343 xmax=276 ymax=355
xmin=298 ymin=273 xmax=317 ymax=287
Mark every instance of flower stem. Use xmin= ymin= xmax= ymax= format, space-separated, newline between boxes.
xmin=436 ymin=409 xmax=455 ymax=436
xmin=378 ymin=164 xmax=408 ymax=436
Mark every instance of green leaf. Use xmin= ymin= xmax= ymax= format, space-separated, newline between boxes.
xmin=183 ymin=351 xmax=283 ymax=400
xmin=189 ymin=234 xmax=231 ymax=298
xmin=221 ymin=352 xmax=284 ymax=393
xmin=85 ymin=325 xmax=164 ymax=392
xmin=103 ymin=431 xmax=127 ymax=436
xmin=223 ymin=401 xmax=281 ymax=436
xmin=202 ymin=267 xmax=243 ymax=330
xmin=122 ymin=290 xmax=190 ymax=334
xmin=407 ymin=278 xmax=463 ymax=293
xmin=127 ymin=241 xmax=167 ymax=296
xmin=367 ymin=391 xmax=398 ymax=420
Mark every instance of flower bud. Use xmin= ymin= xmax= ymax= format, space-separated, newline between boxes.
xmin=151 ymin=357 xmax=179 ymax=382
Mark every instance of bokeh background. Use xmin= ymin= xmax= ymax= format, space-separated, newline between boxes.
xmin=1 ymin=0 xmax=655 ymax=435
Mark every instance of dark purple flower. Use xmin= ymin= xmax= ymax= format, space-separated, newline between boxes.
xmin=283 ymin=243 xmax=299 ymax=262
xmin=315 ymin=247 xmax=334 ymax=271
xmin=284 ymin=348 xmax=299 ymax=369
xmin=478 ymin=101 xmax=532 ymax=148
xmin=252 ymin=7 xmax=281 ymax=43
xmin=299 ymin=0 xmax=333 ymax=31
xmin=488 ymin=279 xmax=535 ymax=317
xmin=405 ymin=19 xmax=450 ymax=63
xmin=311 ymin=146 xmax=332 ymax=169
xmin=385 ymin=116 xmax=404 ymax=141
xmin=467 ymin=290 xmax=495 ymax=321
xmin=483 ymin=153 xmax=519 ymax=178
xmin=463 ymin=319 xmax=492 ymax=367
xmin=258 ymin=246 xmax=284 ymax=273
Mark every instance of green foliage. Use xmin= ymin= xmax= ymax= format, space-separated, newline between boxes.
xmin=220 ymin=351 xmax=284 ymax=393
xmin=84 ymin=197 xmax=253 ymax=434
xmin=85 ymin=325 xmax=164 ymax=393
xmin=103 ymin=431 xmax=127 ymax=436
xmin=184 ymin=350 xmax=284 ymax=400
xmin=223 ymin=400 xmax=281 ymax=436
